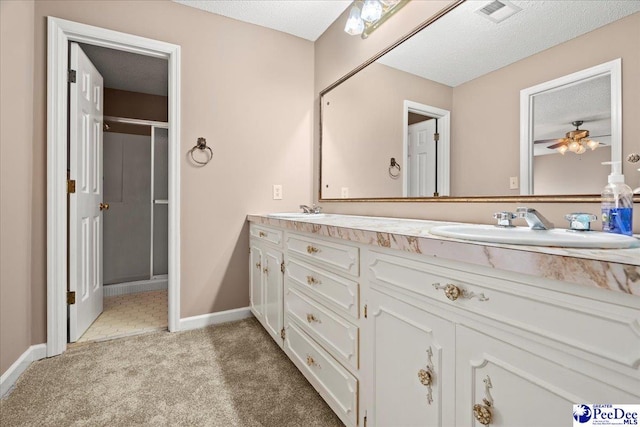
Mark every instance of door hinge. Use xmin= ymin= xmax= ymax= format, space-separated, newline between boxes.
xmin=280 ymin=327 xmax=286 ymax=340
xmin=364 ymin=304 xmax=368 ymax=318
xmin=433 ymin=132 xmax=440 ymax=142
xmin=67 ymin=291 xmax=76 ymax=305
xmin=280 ymin=261 xmax=285 ymax=274
xmin=67 ymin=179 xmax=76 ymax=194
xmin=68 ymin=69 xmax=77 ymax=83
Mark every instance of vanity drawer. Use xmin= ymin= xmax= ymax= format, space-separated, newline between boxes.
xmin=285 ymin=285 xmax=359 ymax=371
xmin=286 ymin=234 xmax=359 ymax=276
xmin=286 ymin=257 xmax=359 ymax=319
xmin=250 ymin=224 xmax=282 ymax=246
xmin=368 ymin=250 xmax=640 ymax=370
xmin=284 ymin=321 xmax=358 ymax=427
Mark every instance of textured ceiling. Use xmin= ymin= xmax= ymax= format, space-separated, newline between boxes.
xmin=80 ymin=44 xmax=168 ymax=96
xmin=377 ymin=1 xmax=640 ymax=87
xmin=532 ymin=75 xmax=612 ymax=156
xmin=172 ymin=0 xmax=351 ymax=41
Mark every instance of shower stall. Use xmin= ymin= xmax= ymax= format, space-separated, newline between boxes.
xmin=102 ymin=118 xmax=169 ymax=296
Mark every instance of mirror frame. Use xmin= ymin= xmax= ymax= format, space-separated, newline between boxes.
xmin=318 ymin=0 xmax=638 ymax=204
xmin=519 ymin=59 xmax=622 ymax=196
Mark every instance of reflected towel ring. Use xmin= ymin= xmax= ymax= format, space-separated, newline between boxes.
xmin=389 ymin=157 xmax=401 ymax=178
xmin=189 ymin=137 xmax=213 ymax=166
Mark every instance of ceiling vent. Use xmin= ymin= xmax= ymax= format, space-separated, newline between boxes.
xmin=476 ymin=0 xmax=522 ymax=23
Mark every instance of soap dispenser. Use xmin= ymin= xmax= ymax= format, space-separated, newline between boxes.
xmin=601 ymin=161 xmax=633 ymax=236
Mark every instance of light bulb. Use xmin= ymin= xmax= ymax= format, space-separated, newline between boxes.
xmin=344 ymin=5 xmax=365 ymax=35
xmin=568 ymin=140 xmax=580 ymax=152
xmin=557 ymin=144 xmax=568 ymax=155
xmin=575 ymin=144 xmax=587 ymax=154
xmin=586 ymin=139 xmax=599 ymax=150
xmin=361 ymin=0 xmax=383 ymax=23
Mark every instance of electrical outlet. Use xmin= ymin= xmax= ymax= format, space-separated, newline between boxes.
xmin=509 ymin=176 xmax=519 ymax=190
xmin=273 ymin=184 xmax=283 ymax=200
xmin=341 ymin=187 xmax=349 ymax=198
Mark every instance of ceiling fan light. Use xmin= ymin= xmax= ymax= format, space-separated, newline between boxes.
xmin=361 ymin=0 xmax=383 ymax=23
xmin=568 ymin=140 xmax=580 ymax=152
xmin=575 ymin=144 xmax=587 ymax=154
xmin=557 ymin=144 xmax=568 ymax=155
xmin=586 ymin=139 xmax=599 ymax=150
xmin=344 ymin=4 xmax=365 ymax=35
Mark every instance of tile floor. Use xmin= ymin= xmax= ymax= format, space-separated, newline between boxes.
xmin=77 ymin=290 xmax=167 ymax=343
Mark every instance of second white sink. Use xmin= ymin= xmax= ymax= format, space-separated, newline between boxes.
xmin=429 ymin=224 xmax=638 ymax=249
xmin=267 ymin=212 xmax=328 ymax=219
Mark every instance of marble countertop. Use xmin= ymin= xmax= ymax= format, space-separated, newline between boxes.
xmin=247 ymin=213 xmax=640 ymax=297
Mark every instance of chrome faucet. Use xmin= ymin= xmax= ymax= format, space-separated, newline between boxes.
xmin=300 ymin=204 xmax=322 ymax=214
xmin=516 ymin=207 xmax=554 ymax=230
xmin=493 ymin=211 xmax=517 ymax=227
xmin=564 ymin=213 xmax=597 ymax=231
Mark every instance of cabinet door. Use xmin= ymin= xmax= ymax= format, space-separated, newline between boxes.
xmin=455 ymin=325 xmax=636 ymax=427
xmin=263 ymin=247 xmax=284 ymax=345
xmin=249 ymin=243 xmax=264 ymax=321
xmin=366 ymin=287 xmax=455 ymax=427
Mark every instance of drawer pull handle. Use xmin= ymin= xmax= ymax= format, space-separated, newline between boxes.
xmin=306 ymin=313 xmax=320 ymax=323
xmin=255 ymin=262 xmax=261 ymax=269
xmin=306 ymin=245 xmax=319 ymax=254
xmin=306 ymin=355 xmax=320 ymax=368
xmin=306 ymin=275 xmax=320 ymax=285
xmin=263 ymin=267 xmax=269 ymax=274
xmin=473 ymin=376 xmax=494 ymax=425
xmin=258 ymin=231 xmax=267 ymax=238
xmin=432 ymin=283 xmax=489 ymax=302
xmin=417 ymin=347 xmax=435 ymax=405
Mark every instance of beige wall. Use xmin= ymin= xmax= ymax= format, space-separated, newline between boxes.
xmin=451 ymin=13 xmax=640 ymax=197
xmin=0 ymin=0 xmax=35 ymax=375
xmin=315 ymin=2 xmax=639 ymax=232
xmin=6 ymin=0 xmax=314 ymax=370
xmin=322 ymin=62 xmax=452 ymax=198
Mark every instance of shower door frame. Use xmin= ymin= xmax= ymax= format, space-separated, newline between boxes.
xmin=47 ymin=17 xmax=181 ymax=357
xmin=103 ymin=117 xmax=170 ymax=284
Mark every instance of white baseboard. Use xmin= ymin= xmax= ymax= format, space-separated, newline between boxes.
xmin=179 ymin=307 xmax=253 ymax=331
xmin=104 ymin=277 xmax=168 ymax=297
xmin=1 ymin=344 xmax=47 ymax=398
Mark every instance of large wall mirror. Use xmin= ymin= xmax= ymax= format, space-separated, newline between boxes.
xmin=320 ymin=0 xmax=640 ymax=201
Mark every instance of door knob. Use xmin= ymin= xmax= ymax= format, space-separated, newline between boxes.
xmin=99 ymin=203 xmax=110 ymax=211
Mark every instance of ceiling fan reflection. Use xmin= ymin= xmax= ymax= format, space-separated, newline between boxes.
xmin=534 ymin=120 xmax=609 ymax=155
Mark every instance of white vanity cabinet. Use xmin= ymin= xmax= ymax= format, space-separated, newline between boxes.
xmin=283 ymin=233 xmax=360 ymax=427
xmin=365 ymin=286 xmax=456 ymax=427
xmin=249 ymin=224 xmax=284 ymax=345
xmin=365 ymin=249 xmax=640 ymax=427
xmin=247 ymin=217 xmax=640 ymax=427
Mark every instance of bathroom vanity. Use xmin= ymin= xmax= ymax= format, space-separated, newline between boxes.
xmin=247 ymin=213 xmax=640 ymax=427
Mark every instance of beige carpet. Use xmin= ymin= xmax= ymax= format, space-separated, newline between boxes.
xmin=0 ymin=318 xmax=344 ymax=426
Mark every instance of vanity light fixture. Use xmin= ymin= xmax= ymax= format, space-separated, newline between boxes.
xmin=344 ymin=0 xmax=409 ymax=39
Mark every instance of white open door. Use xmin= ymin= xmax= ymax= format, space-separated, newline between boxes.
xmin=407 ymin=119 xmax=437 ymax=197
xmin=69 ymin=42 xmax=104 ymax=342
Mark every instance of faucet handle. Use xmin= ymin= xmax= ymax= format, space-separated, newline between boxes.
xmin=311 ymin=204 xmax=323 ymax=214
xmin=565 ymin=213 xmax=597 ymax=231
xmin=493 ymin=211 xmax=516 ymax=227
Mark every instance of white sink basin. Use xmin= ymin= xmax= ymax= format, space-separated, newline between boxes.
xmin=267 ymin=212 xmax=328 ymax=219
xmin=429 ymin=224 xmax=638 ymax=249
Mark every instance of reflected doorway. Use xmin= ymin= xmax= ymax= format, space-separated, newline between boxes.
xmin=402 ymin=101 xmax=451 ymax=197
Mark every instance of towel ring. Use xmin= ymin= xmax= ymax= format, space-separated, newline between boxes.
xmin=189 ymin=137 xmax=213 ymax=166
xmin=389 ymin=157 xmax=401 ymax=178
